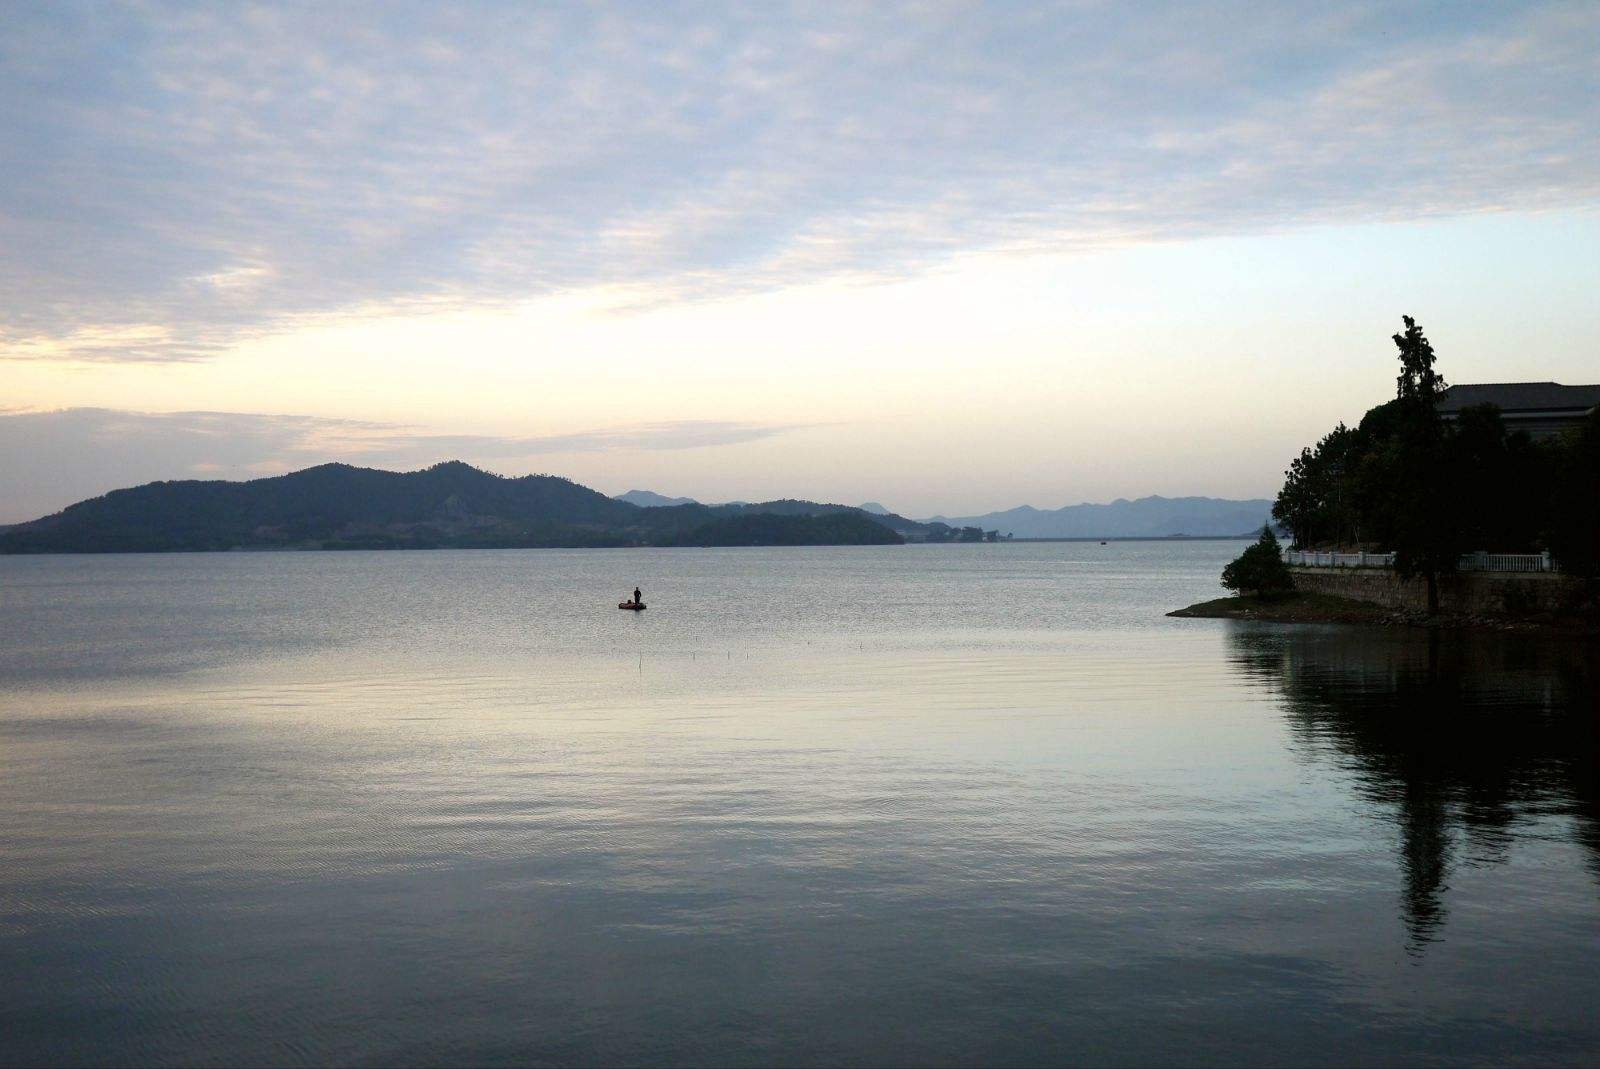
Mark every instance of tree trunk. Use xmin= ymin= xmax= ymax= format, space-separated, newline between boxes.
xmin=1425 ymin=571 xmax=1439 ymax=615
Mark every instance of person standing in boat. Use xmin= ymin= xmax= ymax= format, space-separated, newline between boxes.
xmin=633 ymin=586 xmax=642 ymax=606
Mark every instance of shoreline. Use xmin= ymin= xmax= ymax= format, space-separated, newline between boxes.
xmin=1007 ymin=535 xmax=1255 ymax=543
xmin=1168 ymin=592 xmax=1596 ymax=638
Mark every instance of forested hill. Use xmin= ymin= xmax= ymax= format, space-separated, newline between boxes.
xmin=0 ymin=461 xmax=921 ymax=553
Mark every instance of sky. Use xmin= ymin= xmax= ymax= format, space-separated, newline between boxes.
xmin=2 ymin=1 xmax=1597 ymax=523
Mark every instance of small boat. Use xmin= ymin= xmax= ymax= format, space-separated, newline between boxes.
xmin=618 ymin=601 xmax=646 ymax=611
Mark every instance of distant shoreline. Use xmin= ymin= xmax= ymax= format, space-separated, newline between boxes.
xmin=1009 ymin=535 xmax=1255 ymax=543
xmin=0 ymin=537 xmax=1256 ymax=557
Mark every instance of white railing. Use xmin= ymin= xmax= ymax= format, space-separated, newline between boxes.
xmin=1283 ymin=549 xmax=1552 ymax=572
xmin=1282 ymin=550 xmax=1394 ymax=568
xmin=1457 ymin=551 xmax=1551 ymax=573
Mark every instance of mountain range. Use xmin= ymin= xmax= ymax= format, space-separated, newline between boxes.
xmin=926 ymin=496 xmax=1275 ymax=539
xmin=0 ymin=463 xmax=1273 ymax=554
xmin=613 ymin=489 xmax=701 ymax=508
xmin=0 ymin=462 xmax=931 ymax=553
xmin=617 ymin=489 xmax=1273 ymax=539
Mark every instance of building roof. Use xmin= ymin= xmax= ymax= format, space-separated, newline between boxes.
xmin=1436 ymin=381 xmax=1600 ymax=414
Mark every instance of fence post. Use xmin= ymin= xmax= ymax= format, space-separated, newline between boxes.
xmin=1541 ymin=551 xmax=1551 ymax=572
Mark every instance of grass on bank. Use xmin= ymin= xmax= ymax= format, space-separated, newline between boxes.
xmin=1167 ymin=591 xmax=1386 ymax=624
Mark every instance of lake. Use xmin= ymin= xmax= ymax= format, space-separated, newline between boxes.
xmin=1 ymin=543 xmax=1596 ymax=1066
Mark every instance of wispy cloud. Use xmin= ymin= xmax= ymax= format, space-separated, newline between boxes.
xmin=368 ymin=421 xmax=822 ymax=462
xmin=0 ymin=407 xmax=809 ymax=522
xmin=2 ymin=1 xmax=1596 ymax=362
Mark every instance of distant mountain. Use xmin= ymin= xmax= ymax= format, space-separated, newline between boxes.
xmin=610 ymin=490 xmax=988 ymax=541
xmin=660 ymin=511 xmax=902 ymax=547
xmin=0 ymin=461 xmax=1275 ymax=552
xmin=710 ymin=498 xmax=951 ymax=541
xmin=614 ymin=489 xmax=699 ymax=508
xmin=0 ymin=461 xmax=913 ymax=553
xmin=926 ymin=496 xmax=1274 ymax=539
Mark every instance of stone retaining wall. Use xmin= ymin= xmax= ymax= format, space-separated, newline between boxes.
xmin=1290 ymin=567 xmax=1596 ymax=617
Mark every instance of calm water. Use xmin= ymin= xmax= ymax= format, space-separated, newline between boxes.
xmin=1 ymin=543 xmax=1596 ymax=1066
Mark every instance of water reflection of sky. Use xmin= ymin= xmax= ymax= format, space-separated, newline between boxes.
xmin=1 ymin=547 xmax=1597 ymax=1065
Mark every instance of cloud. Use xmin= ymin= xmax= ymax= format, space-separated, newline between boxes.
xmin=0 ymin=407 xmax=809 ymax=522
xmin=1 ymin=1 xmax=1596 ymax=362
xmin=367 ymin=421 xmax=821 ymax=462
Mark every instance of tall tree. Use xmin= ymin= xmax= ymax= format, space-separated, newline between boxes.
xmin=1385 ymin=316 xmax=1458 ymax=613
xmin=1273 ymin=446 xmax=1322 ymax=548
xmin=1394 ymin=314 xmax=1445 ymax=412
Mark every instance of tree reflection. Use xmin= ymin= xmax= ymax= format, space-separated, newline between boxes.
xmin=1226 ymin=624 xmax=1599 ymax=953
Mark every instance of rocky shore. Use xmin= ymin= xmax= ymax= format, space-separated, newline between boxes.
xmin=1168 ymin=592 xmax=1596 ymax=637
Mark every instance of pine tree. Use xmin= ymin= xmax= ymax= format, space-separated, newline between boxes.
xmin=1385 ymin=316 xmax=1458 ymax=613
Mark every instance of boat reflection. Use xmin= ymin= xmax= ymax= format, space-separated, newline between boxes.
xmin=1226 ymin=623 xmax=1599 ymax=952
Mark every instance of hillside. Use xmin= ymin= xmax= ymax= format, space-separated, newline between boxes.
xmin=0 ymin=462 xmax=908 ymax=552
xmin=660 ymin=511 xmax=903 ymax=547
xmin=715 ymin=499 xmax=950 ymax=541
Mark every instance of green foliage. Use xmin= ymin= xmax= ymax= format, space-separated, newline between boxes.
xmin=666 ymin=511 xmax=904 ymax=547
xmin=1546 ymin=409 xmax=1600 ymax=577
xmin=1450 ymin=404 xmax=1550 ymax=551
xmin=1221 ymin=526 xmax=1294 ymax=597
xmin=1269 ymin=314 xmax=1599 ymax=591
xmin=1272 ymin=423 xmax=1358 ymax=547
